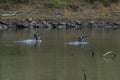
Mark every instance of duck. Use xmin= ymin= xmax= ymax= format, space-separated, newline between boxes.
xmin=67 ymin=36 xmax=88 ymax=46
xmin=15 ymin=34 xmax=42 ymax=44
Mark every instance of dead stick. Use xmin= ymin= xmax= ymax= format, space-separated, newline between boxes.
xmin=81 ymin=64 xmax=87 ymax=80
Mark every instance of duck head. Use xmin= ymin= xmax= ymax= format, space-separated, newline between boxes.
xmin=78 ymin=36 xmax=87 ymax=42
xmin=34 ymin=34 xmax=40 ymax=40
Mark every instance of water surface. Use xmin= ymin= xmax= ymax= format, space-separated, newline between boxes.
xmin=0 ymin=29 xmax=120 ymax=80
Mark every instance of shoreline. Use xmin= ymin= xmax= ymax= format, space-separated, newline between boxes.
xmin=0 ymin=18 xmax=120 ymax=31
xmin=0 ymin=3 xmax=120 ymax=31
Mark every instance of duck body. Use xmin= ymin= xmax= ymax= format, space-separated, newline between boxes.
xmin=67 ymin=36 xmax=88 ymax=46
xmin=15 ymin=39 xmax=42 ymax=44
xmin=67 ymin=41 xmax=88 ymax=46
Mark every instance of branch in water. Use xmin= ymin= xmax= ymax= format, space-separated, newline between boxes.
xmin=103 ymin=51 xmax=117 ymax=57
xmin=81 ymin=64 xmax=87 ymax=80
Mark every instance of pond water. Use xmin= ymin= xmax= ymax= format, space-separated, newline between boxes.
xmin=0 ymin=29 xmax=120 ymax=80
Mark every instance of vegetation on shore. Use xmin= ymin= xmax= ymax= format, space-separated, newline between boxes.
xmin=0 ymin=0 xmax=120 ymax=20
xmin=0 ymin=0 xmax=119 ymax=4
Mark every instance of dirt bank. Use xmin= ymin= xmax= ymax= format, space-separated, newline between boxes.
xmin=0 ymin=3 xmax=120 ymax=31
xmin=0 ymin=3 xmax=120 ymax=20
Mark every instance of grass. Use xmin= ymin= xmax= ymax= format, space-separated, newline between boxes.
xmin=0 ymin=2 xmax=120 ymax=20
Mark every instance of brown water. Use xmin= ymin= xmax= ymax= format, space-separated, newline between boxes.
xmin=0 ymin=29 xmax=120 ymax=80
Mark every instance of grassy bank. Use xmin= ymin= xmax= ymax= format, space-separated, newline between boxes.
xmin=0 ymin=0 xmax=119 ymax=5
xmin=0 ymin=1 xmax=120 ymax=20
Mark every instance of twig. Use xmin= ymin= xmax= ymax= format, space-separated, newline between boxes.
xmin=103 ymin=51 xmax=117 ymax=57
xmin=0 ymin=9 xmax=39 ymax=17
xmin=81 ymin=64 xmax=87 ymax=80
xmin=0 ymin=11 xmax=18 ymax=16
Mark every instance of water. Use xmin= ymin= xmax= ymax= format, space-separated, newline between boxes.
xmin=0 ymin=29 xmax=120 ymax=80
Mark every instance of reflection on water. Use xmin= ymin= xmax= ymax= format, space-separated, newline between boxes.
xmin=0 ymin=29 xmax=120 ymax=80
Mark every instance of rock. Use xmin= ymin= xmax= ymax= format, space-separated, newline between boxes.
xmin=52 ymin=10 xmax=64 ymax=16
xmin=75 ymin=20 xmax=81 ymax=25
xmin=0 ymin=19 xmax=120 ymax=30
xmin=2 ymin=25 xmax=8 ymax=30
xmin=105 ymin=25 xmax=112 ymax=30
xmin=25 ymin=17 xmax=33 ymax=22
xmin=15 ymin=21 xmax=28 ymax=29
xmin=0 ymin=24 xmax=2 ymax=30
xmin=31 ymin=21 xmax=37 ymax=25
xmin=30 ymin=21 xmax=40 ymax=28
xmin=42 ymin=21 xmax=53 ymax=29
xmin=75 ymin=25 xmax=82 ymax=30
xmin=0 ymin=23 xmax=8 ymax=30
xmin=114 ymin=22 xmax=120 ymax=25
xmin=113 ymin=26 xmax=119 ymax=30
xmin=57 ymin=24 xmax=66 ymax=30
